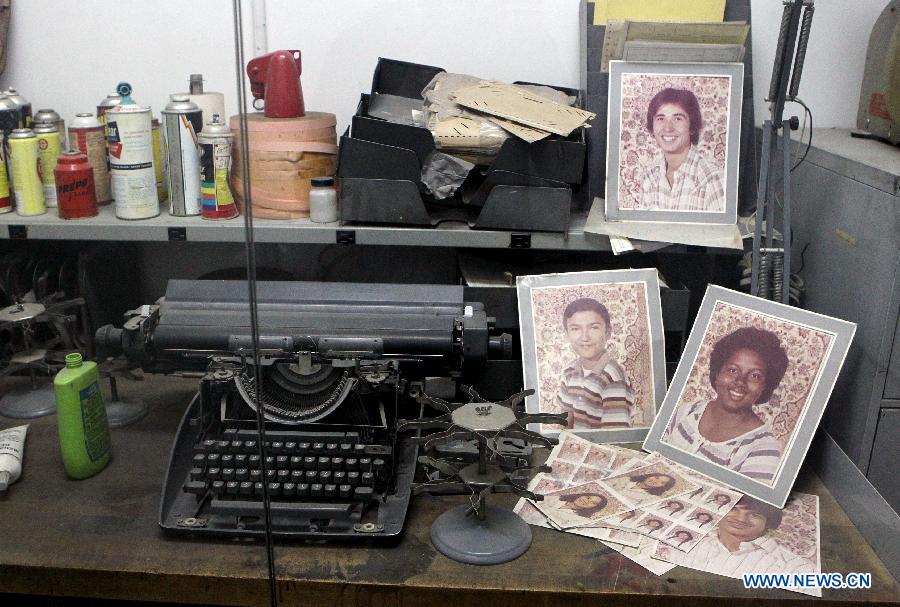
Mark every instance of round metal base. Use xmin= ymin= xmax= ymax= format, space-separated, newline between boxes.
xmin=106 ymin=399 xmax=148 ymax=428
xmin=0 ymin=382 xmax=57 ymax=419
xmin=430 ymin=504 xmax=532 ymax=565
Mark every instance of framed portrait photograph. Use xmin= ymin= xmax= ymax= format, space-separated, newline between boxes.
xmin=517 ymin=269 xmax=666 ymax=443
xmin=643 ymin=286 xmax=856 ymax=507
xmin=605 ymin=61 xmax=743 ymax=225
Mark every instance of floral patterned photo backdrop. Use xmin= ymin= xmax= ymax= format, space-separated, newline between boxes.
xmin=617 ymin=72 xmax=732 ymax=210
xmin=530 ymin=282 xmax=655 ymax=427
xmin=773 ymin=492 xmax=820 ymax=561
xmin=670 ymin=301 xmax=834 ymax=448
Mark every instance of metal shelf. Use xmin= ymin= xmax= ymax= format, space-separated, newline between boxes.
xmin=0 ymin=204 xmax=612 ymax=250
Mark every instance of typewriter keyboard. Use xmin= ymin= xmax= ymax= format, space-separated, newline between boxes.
xmin=184 ymin=434 xmax=393 ymax=507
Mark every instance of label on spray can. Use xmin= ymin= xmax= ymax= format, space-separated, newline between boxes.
xmin=35 ymin=126 xmax=61 ymax=207
xmin=199 ymin=141 xmax=238 ymax=219
xmin=0 ymin=147 xmax=10 ymax=213
xmin=69 ymin=114 xmax=111 ymax=204
xmin=151 ymin=118 xmax=167 ymax=203
xmin=55 ymin=150 xmax=98 ymax=219
xmin=106 ymin=106 xmax=159 ymax=219
xmin=162 ymin=95 xmax=203 ymax=216
xmin=8 ymin=129 xmax=46 ymax=216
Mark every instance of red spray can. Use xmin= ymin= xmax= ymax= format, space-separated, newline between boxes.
xmin=54 ymin=150 xmax=98 ymax=219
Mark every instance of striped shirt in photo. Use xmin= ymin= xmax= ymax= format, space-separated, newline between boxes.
xmin=638 ymin=146 xmax=725 ymax=212
xmin=557 ymin=352 xmax=636 ymax=429
xmin=663 ymin=400 xmax=782 ymax=484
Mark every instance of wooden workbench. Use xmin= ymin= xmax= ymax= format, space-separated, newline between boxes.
xmin=0 ymin=376 xmax=897 ymax=607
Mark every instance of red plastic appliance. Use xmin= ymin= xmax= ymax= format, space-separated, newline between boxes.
xmin=246 ymin=50 xmax=305 ymax=118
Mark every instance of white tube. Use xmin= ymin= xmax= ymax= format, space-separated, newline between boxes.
xmin=252 ymin=0 xmax=268 ymax=57
xmin=0 ymin=424 xmax=27 ymax=490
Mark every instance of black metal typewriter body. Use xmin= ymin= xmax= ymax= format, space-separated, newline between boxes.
xmin=97 ymin=280 xmax=512 ymax=540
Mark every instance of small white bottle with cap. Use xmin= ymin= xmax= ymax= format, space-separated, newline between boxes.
xmin=309 ymin=176 xmax=338 ymax=223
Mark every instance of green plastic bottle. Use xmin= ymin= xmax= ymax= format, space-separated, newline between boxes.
xmin=54 ymin=352 xmax=111 ymax=479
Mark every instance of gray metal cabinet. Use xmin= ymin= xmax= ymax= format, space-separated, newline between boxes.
xmin=790 ymin=129 xmax=900 ymax=511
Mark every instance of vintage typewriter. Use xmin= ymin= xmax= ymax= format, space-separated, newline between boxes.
xmin=96 ymin=279 xmax=512 ymax=540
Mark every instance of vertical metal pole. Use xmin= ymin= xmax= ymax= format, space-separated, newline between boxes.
xmin=751 ymin=122 xmax=773 ymax=297
xmin=782 ymin=120 xmax=792 ymax=304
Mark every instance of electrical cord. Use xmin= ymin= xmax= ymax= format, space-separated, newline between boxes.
xmin=231 ymin=2 xmax=278 ymax=606
xmin=790 ymin=99 xmax=813 ymax=172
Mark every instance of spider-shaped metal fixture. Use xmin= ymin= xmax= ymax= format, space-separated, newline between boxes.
xmin=397 ymin=385 xmax=568 ymax=520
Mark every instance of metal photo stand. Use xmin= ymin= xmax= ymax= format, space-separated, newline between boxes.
xmin=751 ymin=0 xmax=814 ymax=304
xmin=398 ymin=386 xmax=567 ymax=564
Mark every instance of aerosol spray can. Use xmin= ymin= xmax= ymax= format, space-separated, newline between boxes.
xmin=54 ymin=150 xmax=97 ymax=219
xmin=185 ymin=74 xmax=226 ymax=126
xmin=0 ymin=95 xmax=19 ymax=139
xmin=151 ymin=118 xmax=167 ymax=203
xmin=34 ymin=123 xmax=62 ymax=208
xmin=198 ymin=114 xmax=239 ymax=220
xmin=96 ymin=92 xmax=121 ymax=157
xmin=3 ymin=88 xmax=32 ymax=128
xmin=69 ymin=113 xmax=111 ymax=205
xmin=8 ymin=129 xmax=45 ymax=216
xmin=33 ymin=109 xmax=67 ymax=150
xmin=162 ymin=94 xmax=203 ymax=216
xmin=96 ymin=92 xmax=122 ymax=123
xmin=106 ymin=105 xmax=158 ymax=219
xmin=0 ymin=95 xmax=18 ymax=213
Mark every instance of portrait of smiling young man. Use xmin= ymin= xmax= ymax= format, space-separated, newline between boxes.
xmin=660 ymin=496 xmax=817 ymax=578
xmin=638 ymin=87 xmax=726 ymax=213
xmin=556 ymin=297 xmax=636 ymax=430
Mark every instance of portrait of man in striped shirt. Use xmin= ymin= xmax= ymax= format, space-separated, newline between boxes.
xmin=556 ymin=297 xmax=637 ymax=430
xmin=661 ymin=327 xmax=789 ymax=484
xmin=637 ymin=87 xmax=726 ymax=213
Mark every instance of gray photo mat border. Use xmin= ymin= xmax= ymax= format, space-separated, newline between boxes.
xmin=605 ymin=61 xmax=744 ymax=225
xmin=642 ymin=285 xmax=856 ymax=507
xmin=517 ymin=269 xmax=666 ymax=444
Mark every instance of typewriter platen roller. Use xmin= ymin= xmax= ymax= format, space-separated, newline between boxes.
xmin=97 ymin=280 xmax=512 ymax=539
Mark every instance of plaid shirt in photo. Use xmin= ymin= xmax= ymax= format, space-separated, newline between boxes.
xmin=637 ymin=146 xmax=726 ymax=212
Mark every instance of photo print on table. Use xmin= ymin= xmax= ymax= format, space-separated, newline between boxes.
xmin=605 ymin=61 xmax=743 ymax=225
xmin=518 ymin=269 xmax=666 ymax=443
xmin=514 ymin=467 xmax=643 ymax=547
xmin=653 ymin=493 xmax=822 ymax=597
xmin=644 ymin=286 xmax=855 ymax=507
xmin=538 ymin=481 xmax=630 ymax=529
xmin=600 ymin=459 xmax=700 ymax=511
